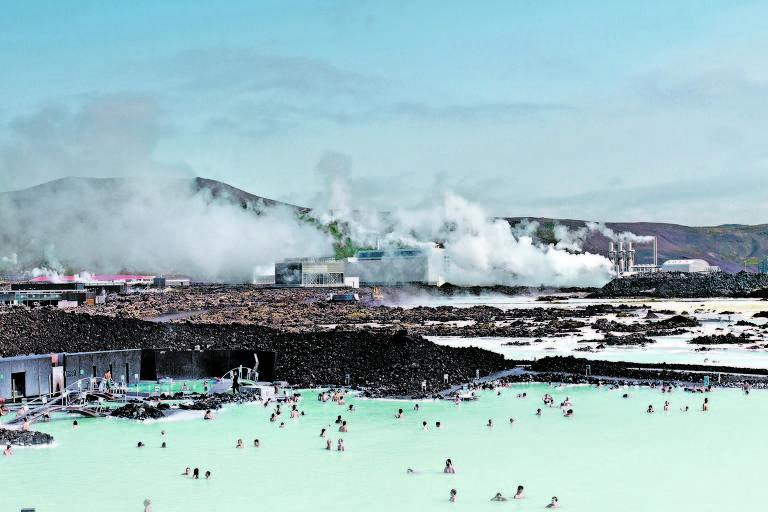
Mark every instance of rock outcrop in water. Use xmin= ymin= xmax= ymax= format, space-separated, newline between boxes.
xmin=591 ymin=271 xmax=768 ymax=298
xmin=178 ymin=392 xmax=258 ymax=410
xmin=110 ymin=403 xmax=165 ymax=420
xmin=688 ymin=333 xmax=757 ymax=345
xmin=0 ymin=427 xmax=54 ymax=445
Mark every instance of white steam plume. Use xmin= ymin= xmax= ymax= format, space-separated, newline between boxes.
xmin=323 ymin=187 xmax=614 ymax=287
xmin=0 ymin=178 xmax=334 ymax=282
xmin=586 ymin=222 xmax=655 ymax=244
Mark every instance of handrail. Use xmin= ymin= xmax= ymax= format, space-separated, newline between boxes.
xmin=6 ymin=377 xmax=120 ymax=424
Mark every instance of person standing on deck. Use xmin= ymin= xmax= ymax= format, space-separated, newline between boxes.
xmin=232 ymin=371 xmax=240 ymax=394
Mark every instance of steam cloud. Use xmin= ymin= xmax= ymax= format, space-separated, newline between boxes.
xmin=0 ymin=178 xmax=333 ymax=282
xmin=317 ymin=166 xmax=615 ymax=287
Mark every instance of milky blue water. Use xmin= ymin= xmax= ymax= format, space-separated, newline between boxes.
xmin=2 ymin=384 xmax=761 ymax=512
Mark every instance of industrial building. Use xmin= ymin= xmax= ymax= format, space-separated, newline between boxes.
xmin=152 ymin=276 xmax=191 ymax=287
xmin=660 ymin=259 xmax=720 ymax=273
xmin=275 ymin=257 xmax=353 ymax=287
xmin=0 ymin=348 xmax=277 ymax=401
xmin=0 ymin=289 xmax=104 ymax=307
xmin=610 ymin=238 xmax=662 ymax=274
xmin=271 ymin=246 xmax=446 ymax=288
xmin=344 ymin=247 xmax=446 ymax=286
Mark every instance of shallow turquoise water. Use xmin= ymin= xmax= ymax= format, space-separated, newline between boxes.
xmin=2 ymin=384 xmax=762 ymax=512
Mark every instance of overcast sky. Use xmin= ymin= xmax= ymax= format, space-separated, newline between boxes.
xmin=2 ymin=1 xmax=767 ymax=225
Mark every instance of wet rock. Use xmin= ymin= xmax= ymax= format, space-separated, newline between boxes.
xmin=110 ymin=403 xmax=165 ymax=420
xmin=688 ymin=333 xmax=755 ymax=345
xmin=0 ymin=427 xmax=54 ymax=446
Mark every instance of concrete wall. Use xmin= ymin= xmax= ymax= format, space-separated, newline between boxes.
xmin=0 ymin=354 xmax=55 ymax=400
xmin=63 ymin=349 xmax=142 ymax=388
xmin=142 ymin=349 xmax=277 ymax=382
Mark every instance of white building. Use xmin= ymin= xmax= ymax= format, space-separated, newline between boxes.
xmin=660 ymin=259 xmax=720 ymax=273
xmin=344 ymin=247 xmax=446 ymax=286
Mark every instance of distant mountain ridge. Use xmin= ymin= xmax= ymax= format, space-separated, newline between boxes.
xmin=507 ymin=217 xmax=768 ymax=273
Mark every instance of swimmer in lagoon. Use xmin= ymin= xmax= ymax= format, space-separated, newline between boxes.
xmin=348 ymin=404 xmax=355 ymax=412
xmin=335 ymin=415 xmax=343 ymax=424
xmin=269 ymin=413 xmax=276 ymax=422
xmin=254 ymin=439 xmax=260 ymax=447
xmin=192 ymin=468 xmax=199 ymax=479
xmin=422 ymin=421 xmax=429 ymax=431
xmin=449 ymin=489 xmax=457 ymax=503
xmin=161 ymin=430 xmax=166 ymax=438
xmin=546 ymin=496 xmax=560 ymax=508
xmin=536 ymin=409 xmax=542 ymax=416
xmin=205 ymin=471 xmax=211 ymax=479
xmin=703 ymin=398 xmax=710 ymax=411
xmin=487 ymin=419 xmax=493 ymax=427
xmin=279 ymin=422 xmax=285 ymax=428
xmin=236 ymin=439 xmax=244 ymax=449
xmin=509 ymin=418 xmax=516 ymax=424
xmin=137 ymin=442 xmax=145 ymax=448
xmin=4 ymin=444 xmax=13 ymax=456
xmin=72 ymin=420 xmax=79 ymax=429
xmin=395 ymin=409 xmax=404 ymax=419
xmin=514 ymin=485 xmax=525 ymax=499
xmin=407 ymin=468 xmax=423 ymax=475
xmin=326 ymin=439 xmax=333 ymax=450
xmin=144 ymin=498 xmax=152 ymax=512
xmin=444 ymin=459 xmax=456 ymax=474
xmin=414 ymin=403 xmax=419 ymax=411
xmin=320 ymin=428 xmax=327 ymax=437
xmin=182 ymin=467 xmax=191 ymax=476
xmin=161 ymin=442 xmax=166 ymax=448
xmin=564 ymin=409 xmax=573 ymax=418
xmin=664 ymin=401 xmax=670 ymax=412
xmin=647 ymin=405 xmax=655 ymax=413
xmin=337 ymin=438 xmax=345 ymax=451
xmin=436 ymin=421 xmax=443 ymax=428
xmin=490 ymin=492 xmax=508 ymax=501
xmin=203 ymin=410 xmax=215 ymax=420
xmin=681 ymin=406 xmax=689 ymax=412
xmin=339 ymin=420 xmax=348 ymax=432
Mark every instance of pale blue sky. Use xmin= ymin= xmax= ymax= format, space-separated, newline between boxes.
xmin=2 ymin=0 xmax=767 ymax=224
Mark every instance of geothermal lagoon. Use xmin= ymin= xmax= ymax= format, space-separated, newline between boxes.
xmin=2 ymin=383 xmax=762 ymax=512
xmin=3 ymin=296 xmax=767 ymax=512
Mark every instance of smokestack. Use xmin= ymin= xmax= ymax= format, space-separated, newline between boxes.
xmin=618 ymin=242 xmax=625 ymax=273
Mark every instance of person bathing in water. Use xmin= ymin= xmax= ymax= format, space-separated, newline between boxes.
xmin=444 ymin=459 xmax=456 ymax=474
